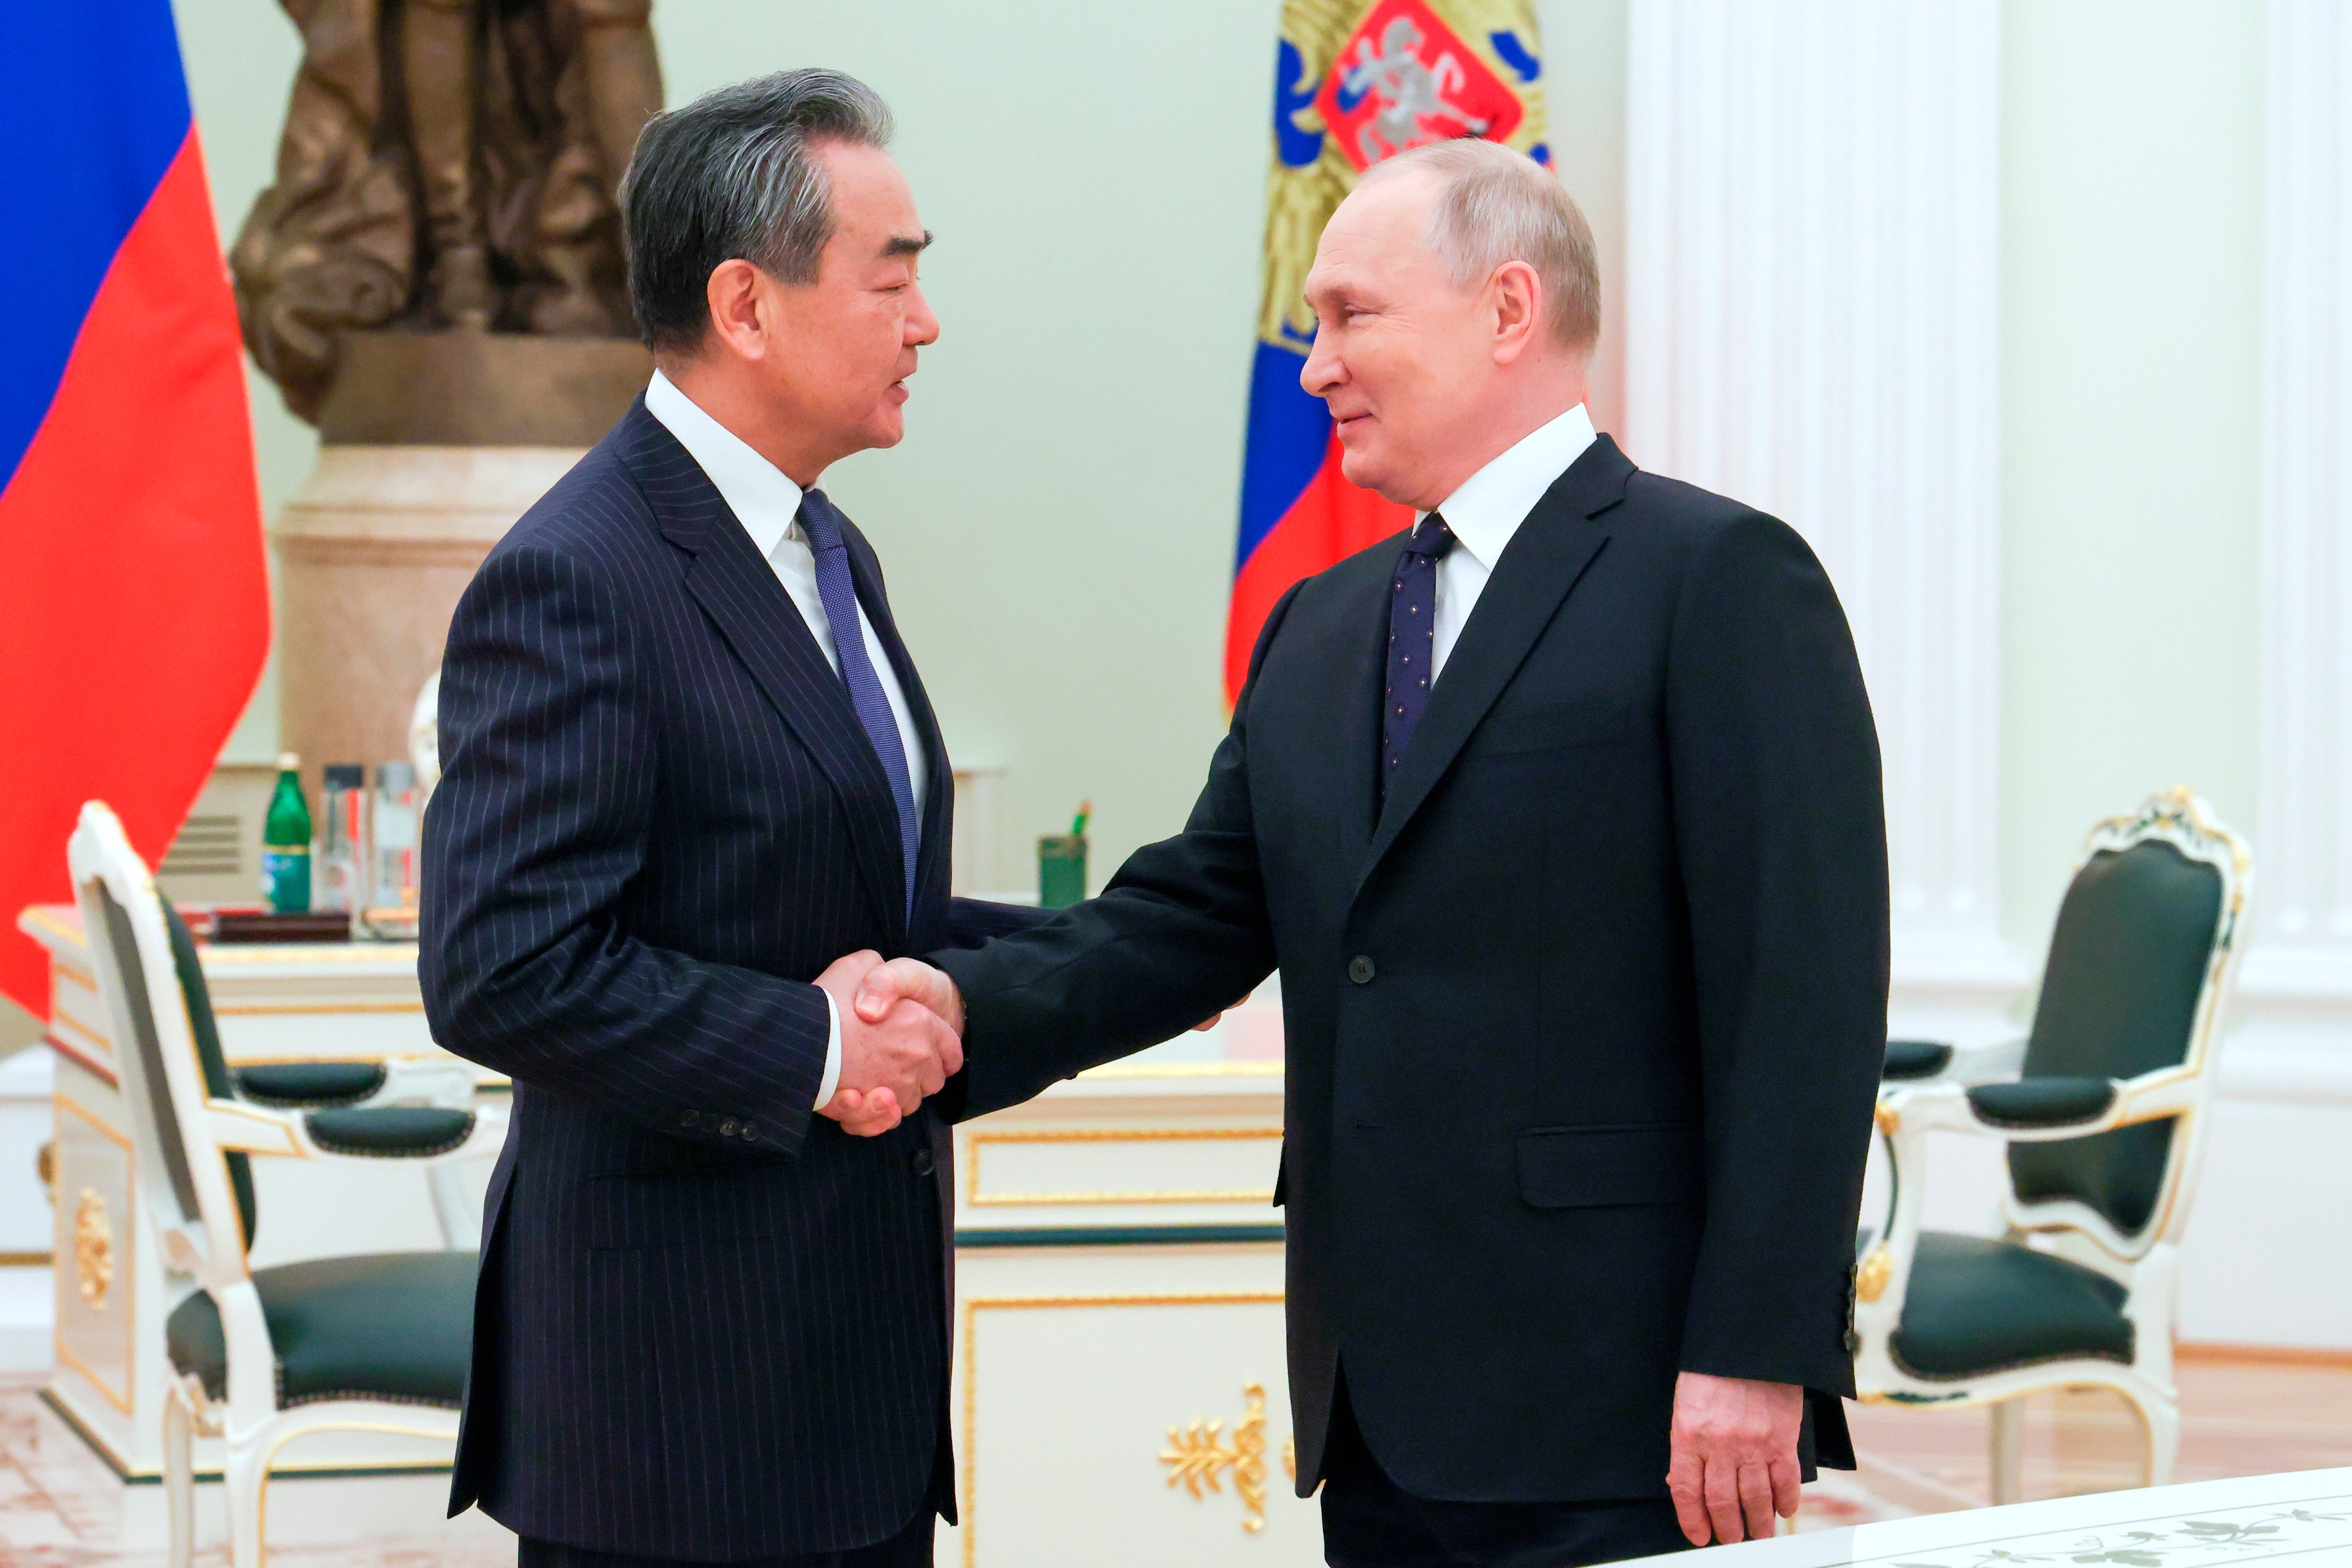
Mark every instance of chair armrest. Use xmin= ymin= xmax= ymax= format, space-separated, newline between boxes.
xmin=1880 ymin=1036 xmax=2027 ymax=1086
xmin=232 ymin=1060 xmax=387 ymax=1107
xmin=205 ymin=1098 xmax=508 ymax=1163
xmin=374 ymin=1055 xmax=479 ymax=1109
xmin=231 ymin=1055 xmax=476 ymax=1111
xmin=1883 ymin=1039 xmax=1953 ymax=1080
xmin=305 ymin=1106 xmax=477 ymax=1156
xmin=1854 ymin=1065 xmax=2199 ymax=1374
xmin=1882 ymin=1071 xmax=2196 ymax=1144
xmin=205 ymin=1100 xmax=302 ymax=1156
xmin=1966 ymin=1076 xmax=2117 ymax=1128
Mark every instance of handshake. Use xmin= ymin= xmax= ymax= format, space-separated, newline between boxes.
xmin=811 ymin=950 xmax=966 ymax=1136
xmin=806 ymin=950 xmax=1234 ymax=1136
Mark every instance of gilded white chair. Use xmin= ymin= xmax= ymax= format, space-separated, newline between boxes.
xmin=67 ymin=801 xmax=505 ymax=1568
xmin=1852 ymin=787 xmax=2250 ymax=1504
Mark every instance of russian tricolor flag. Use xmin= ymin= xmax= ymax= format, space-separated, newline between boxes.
xmin=0 ymin=4 xmax=270 ymax=1010
xmin=1227 ymin=343 xmax=1414 ymax=704
xmin=1226 ymin=2 xmax=1548 ymax=706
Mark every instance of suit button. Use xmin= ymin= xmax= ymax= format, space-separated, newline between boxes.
xmin=739 ymin=1123 xmax=756 ymax=1141
xmin=1348 ymin=955 xmax=1376 ymax=985
xmin=911 ymin=1148 xmax=936 ymax=1177
xmin=679 ymin=1110 xmax=701 ymax=1129
xmin=720 ymin=1118 xmax=740 ymax=1137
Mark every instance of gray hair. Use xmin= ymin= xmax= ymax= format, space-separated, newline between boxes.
xmin=1362 ymin=139 xmax=1601 ymax=356
xmin=620 ymin=69 xmax=895 ymax=351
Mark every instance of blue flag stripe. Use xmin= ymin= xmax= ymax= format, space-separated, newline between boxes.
xmin=1235 ymin=343 xmax=1332 ymax=571
xmin=0 ymin=1 xmax=193 ymax=493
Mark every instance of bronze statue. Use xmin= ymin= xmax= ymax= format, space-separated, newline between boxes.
xmin=234 ymin=0 xmax=662 ymax=422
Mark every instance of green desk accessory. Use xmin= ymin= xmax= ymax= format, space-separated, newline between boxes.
xmin=1038 ymin=801 xmax=1090 ymax=909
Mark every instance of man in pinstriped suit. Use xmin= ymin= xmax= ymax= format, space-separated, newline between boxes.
xmin=420 ymin=71 xmax=1050 ymax=1568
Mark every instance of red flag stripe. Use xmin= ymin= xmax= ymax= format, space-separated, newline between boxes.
xmin=0 ymin=132 xmax=269 ymax=1010
xmin=1224 ymin=432 xmax=1414 ymax=701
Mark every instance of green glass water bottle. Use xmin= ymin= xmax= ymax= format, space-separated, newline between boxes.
xmin=261 ymin=752 xmax=313 ymax=913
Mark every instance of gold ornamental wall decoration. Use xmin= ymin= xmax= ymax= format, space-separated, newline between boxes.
xmin=1159 ymin=1382 xmax=1272 ymax=1534
xmin=73 ymin=1187 xmax=113 ymax=1309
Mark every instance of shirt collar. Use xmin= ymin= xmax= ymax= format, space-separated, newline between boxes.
xmin=1421 ymin=402 xmax=1598 ymax=568
xmin=644 ymin=369 xmax=807 ymax=559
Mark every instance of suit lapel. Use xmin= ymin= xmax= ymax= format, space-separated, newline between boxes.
xmin=1326 ymin=542 xmax=1404 ymax=871
xmin=1358 ymin=435 xmax=1636 ymax=893
xmin=624 ymin=408 xmax=908 ymax=941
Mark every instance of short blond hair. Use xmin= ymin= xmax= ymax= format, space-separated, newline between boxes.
xmin=1361 ymin=138 xmax=1601 ymax=356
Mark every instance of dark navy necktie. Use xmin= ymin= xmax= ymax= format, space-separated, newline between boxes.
xmin=798 ymin=487 xmax=918 ymax=918
xmin=1383 ymin=513 xmax=1456 ymax=805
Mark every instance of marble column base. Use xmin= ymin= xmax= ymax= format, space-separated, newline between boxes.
xmin=271 ymin=445 xmax=585 ymax=780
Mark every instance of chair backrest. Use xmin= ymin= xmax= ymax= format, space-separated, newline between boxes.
xmin=2007 ymin=788 xmax=2249 ymax=1247
xmin=159 ymin=900 xmax=257 ymax=1246
xmin=68 ymin=803 xmax=256 ymax=1285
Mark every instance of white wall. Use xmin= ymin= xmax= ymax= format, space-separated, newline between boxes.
xmin=1999 ymin=0 xmax=2264 ymax=950
xmin=1624 ymin=0 xmax=2007 ymax=987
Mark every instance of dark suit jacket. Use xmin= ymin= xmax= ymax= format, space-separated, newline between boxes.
xmin=420 ymin=398 xmax=1044 ymax=1558
xmin=935 ymin=435 xmax=1889 ymax=1505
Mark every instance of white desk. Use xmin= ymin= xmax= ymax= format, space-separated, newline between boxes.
xmin=1649 ymin=1468 xmax=2352 ymax=1568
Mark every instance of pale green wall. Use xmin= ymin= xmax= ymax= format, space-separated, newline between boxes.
xmin=179 ymin=0 xmax=1624 ymax=889
xmin=175 ymin=0 xmax=306 ymax=764
xmin=1997 ymin=0 xmax=2265 ymax=948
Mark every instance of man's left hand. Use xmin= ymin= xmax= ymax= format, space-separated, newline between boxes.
xmin=1666 ymin=1371 xmax=1804 ymax=1546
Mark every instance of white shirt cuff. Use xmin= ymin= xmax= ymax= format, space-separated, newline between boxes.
xmin=814 ymin=988 xmax=844 ymax=1111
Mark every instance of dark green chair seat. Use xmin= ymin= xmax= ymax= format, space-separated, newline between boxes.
xmin=1884 ymin=1039 xmax=1954 ymax=1080
xmin=305 ymin=1107 xmax=476 ymax=1156
xmin=1968 ymin=1076 xmax=2118 ymax=1128
xmin=1890 ymin=1232 xmax=2132 ymax=1379
xmin=167 ymin=1252 xmax=476 ymax=1408
xmin=236 ymin=1061 xmax=387 ymax=1107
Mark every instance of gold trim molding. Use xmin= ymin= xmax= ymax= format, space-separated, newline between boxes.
xmin=1078 ymin=1060 xmax=1283 ymax=1080
xmin=965 ymin=1126 xmax=1282 ymax=1209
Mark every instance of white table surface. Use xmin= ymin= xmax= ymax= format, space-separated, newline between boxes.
xmin=1634 ymin=1469 xmax=2352 ymax=1567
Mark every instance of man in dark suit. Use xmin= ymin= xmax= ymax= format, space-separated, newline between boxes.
xmin=421 ymin=71 xmax=1043 ymax=1567
xmin=858 ymin=138 xmax=1889 ymax=1565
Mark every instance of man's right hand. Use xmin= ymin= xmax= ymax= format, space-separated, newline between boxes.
xmin=813 ymin=950 xmax=963 ymax=1136
xmin=854 ymin=956 xmax=966 ymax=1037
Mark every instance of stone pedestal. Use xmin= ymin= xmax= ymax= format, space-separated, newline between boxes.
xmin=271 ymin=332 xmax=650 ymax=780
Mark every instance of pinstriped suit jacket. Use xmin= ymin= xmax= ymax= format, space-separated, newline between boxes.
xmin=420 ymin=398 xmax=1044 ymax=1558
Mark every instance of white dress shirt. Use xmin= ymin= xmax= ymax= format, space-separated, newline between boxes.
xmin=644 ymin=369 xmax=929 ymax=1111
xmin=1422 ymin=402 xmax=1598 ymax=680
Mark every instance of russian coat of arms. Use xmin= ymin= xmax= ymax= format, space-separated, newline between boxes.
xmin=1313 ymin=0 xmax=1527 ymax=172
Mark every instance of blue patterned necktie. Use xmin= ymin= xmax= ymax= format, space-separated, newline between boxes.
xmin=1383 ymin=513 xmax=1456 ymax=807
xmin=798 ymin=487 xmax=918 ymax=918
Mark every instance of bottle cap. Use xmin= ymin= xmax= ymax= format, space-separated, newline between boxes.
xmin=323 ymin=764 xmax=365 ymax=789
xmin=277 ymin=751 xmax=300 ymax=771
xmin=378 ymin=760 xmax=417 ymax=791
